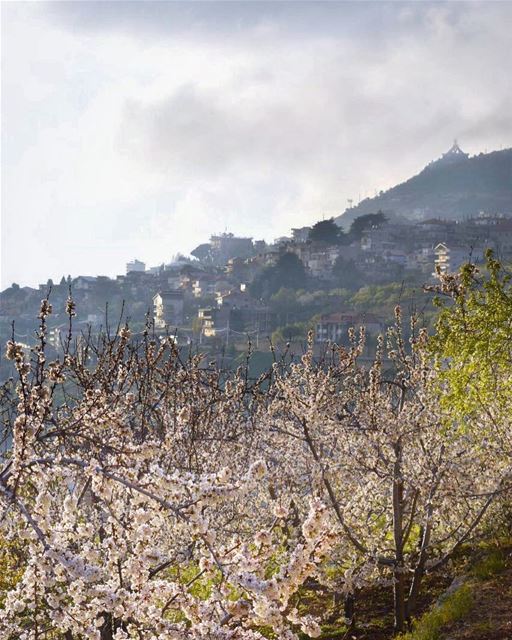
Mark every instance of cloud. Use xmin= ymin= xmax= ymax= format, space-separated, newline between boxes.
xmin=116 ymin=2 xmax=512 ymax=204
xmin=43 ymin=1 xmax=406 ymax=42
xmin=2 ymin=1 xmax=512 ymax=287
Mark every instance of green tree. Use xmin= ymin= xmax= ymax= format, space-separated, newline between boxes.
xmin=275 ymin=252 xmax=306 ymax=285
xmin=349 ymin=211 xmax=387 ymax=240
xmin=271 ymin=322 xmax=308 ymax=345
xmin=308 ymin=218 xmax=346 ymax=244
xmin=429 ymin=251 xmax=512 ymax=424
xmin=269 ymin=288 xmax=300 ymax=324
xmin=250 ymin=253 xmax=306 ymax=299
xmin=190 ymin=243 xmax=212 ymax=262
xmin=331 ymin=256 xmax=364 ymax=290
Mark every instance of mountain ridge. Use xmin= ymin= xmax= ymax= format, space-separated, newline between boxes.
xmin=336 ymin=146 xmax=512 ymax=228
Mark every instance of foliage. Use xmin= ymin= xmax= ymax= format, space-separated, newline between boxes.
xmin=470 ymin=548 xmax=507 ymax=580
xmin=250 ymin=253 xmax=307 ymax=299
xmin=331 ymin=257 xmax=364 ymax=291
xmin=190 ymin=243 xmax=212 ymax=262
xmin=308 ymin=219 xmax=346 ymax=245
xmin=340 ymin=148 xmax=512 ymax=221
xmin=429 ymin=251 xmax=512 ymax=427
xmin=348 ymin=211 xmax=387 ymax=240
xmin=271 ymin=323 xmax=309 ymax=345
xmin=0 ymin=536 xmax=25 ymax=609
xmin=260 ymin=316 xmax=507 ymax=631
xmin=268 ymin=288 xmax=302 ymax=325
xmin=398 ymin=544 xmax=509 ymax=640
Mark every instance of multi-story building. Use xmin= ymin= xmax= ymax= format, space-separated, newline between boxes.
xmin=197 ymin=306 xmax=230 ymax=338
xmin=126 ymin=259 xmax=146 ymax=274
xmin=415 ymin=219 xmax=457 ymax=245
xmin=433 ymin=243 xmax=471 ymax=276
xmin=153 ymin=290 xmax=184 ymax=328
xmin=291 ymin=226 xmax=312 ymax=243
xmin=192 ymin=275 xmax=231 ymax=299
xmin=463 ymin=215 xmax=512 ymax=256
xmin=209 ymin=233 xmax=254 ymax=264
xmin=225 ymin=257 xmax=263 ymax=284
xmin=73 ymin=276 xmax=97 ymax=291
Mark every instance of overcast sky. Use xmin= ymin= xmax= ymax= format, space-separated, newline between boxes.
xmin=2 ymin=1 xmax=512 ymax=288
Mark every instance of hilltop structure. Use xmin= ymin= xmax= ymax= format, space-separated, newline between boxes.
xmin=435 ymin=140 xmax=469 ymax=166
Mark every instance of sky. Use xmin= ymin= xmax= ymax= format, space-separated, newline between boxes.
xmin=2 ymin=1 xmax=512 ymax=289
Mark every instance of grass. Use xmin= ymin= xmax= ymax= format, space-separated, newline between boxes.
xmin=396 ymin=543 xmax=510 ymax=640
xmin=470 ymin=547 xmax=507 ymax=580
xmin=396 ymin=584 xmax=473 ymax=640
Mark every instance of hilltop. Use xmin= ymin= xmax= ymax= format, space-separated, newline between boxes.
xmin=336 ymin=144 xmax=512 ymax=227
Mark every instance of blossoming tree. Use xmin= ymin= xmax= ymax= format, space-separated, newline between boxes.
xmin=260 ymin=315 xmax=510 ymax=631
xmin=1 ymin=294 xmax=510 ymax=638
xmin=0 ymin=300 xmax=336 ymax=639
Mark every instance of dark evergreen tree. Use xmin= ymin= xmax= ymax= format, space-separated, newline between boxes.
xmin=250 ymin=253 xmax=307 ymax=299
xmin=349 ymin=211 xmax=387 ymax=240
xmin=308 ymin=218 xmax=345 ymax=244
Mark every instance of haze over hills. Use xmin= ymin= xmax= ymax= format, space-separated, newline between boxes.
xmin=336 ymin=144 xmax=512 ymax=228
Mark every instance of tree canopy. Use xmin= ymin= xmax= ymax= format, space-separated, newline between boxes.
xmin=429 ymin=250 xmax=512 ymax=425
xmin=250 ymin=252 xmax=307 ymax=299
xmin=349 ymin=211 xmax=387 ymax=240
xmin=308 ymin=218 xmax=345 ymax=244
xmin=2 ymin=274 xmax=512 ymax=638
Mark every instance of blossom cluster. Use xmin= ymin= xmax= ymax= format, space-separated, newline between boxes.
xmin=1 ymin=298 xmax=510 ymax=637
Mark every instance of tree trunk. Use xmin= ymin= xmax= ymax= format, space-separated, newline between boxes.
xmin=99 ymin=613 xmax=114 ymax=640
xmin=328 ymin=591 xmax=343 ymax=624
xmin=328 ymin=591 xmax=356 ymax=626
xmin=406 ymin=502 xmax=434 ymax=620
xmin=406 ymin=565 xmax=424 ymax=621
xmin=394 ymin=569 xmax=406 ymax=633
xmin=344 ymin=592 xmax=356 ymax=627
xmin=393 ymin=438 xmax=405 ymax=632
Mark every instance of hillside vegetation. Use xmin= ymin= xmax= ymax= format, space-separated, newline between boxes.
xmin=337 ymin=148 xmax=512 ymax=226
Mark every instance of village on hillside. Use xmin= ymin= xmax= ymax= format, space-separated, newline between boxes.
xmin=3 ymin=208 xmax=512 ymax=370
xmin=2 ymin=143 xmax=512 ymax=373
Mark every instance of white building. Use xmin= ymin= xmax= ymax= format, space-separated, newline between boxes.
xmin=126 ymin=259 xmax=146 ymax=274
xmin=153 ymin=291 xmax=184 ymax=328
xmin=433 ymin=243 xmax=470 ymax=277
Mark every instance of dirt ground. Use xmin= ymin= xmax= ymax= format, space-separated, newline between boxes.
xmin=443 ymin=563 xmax=512 ymax=640
xmin=307 ymin=547 xmax=512 ymax=640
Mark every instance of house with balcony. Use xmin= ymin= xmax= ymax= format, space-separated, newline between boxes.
xmin=197 ymin=306 xmax=231 ymax=338
xmin=433 ymin=243 xmax=471 ymax=277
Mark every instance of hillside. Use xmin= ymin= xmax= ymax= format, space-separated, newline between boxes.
xmin=336 ymin=145 xmax=512 ymax=228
